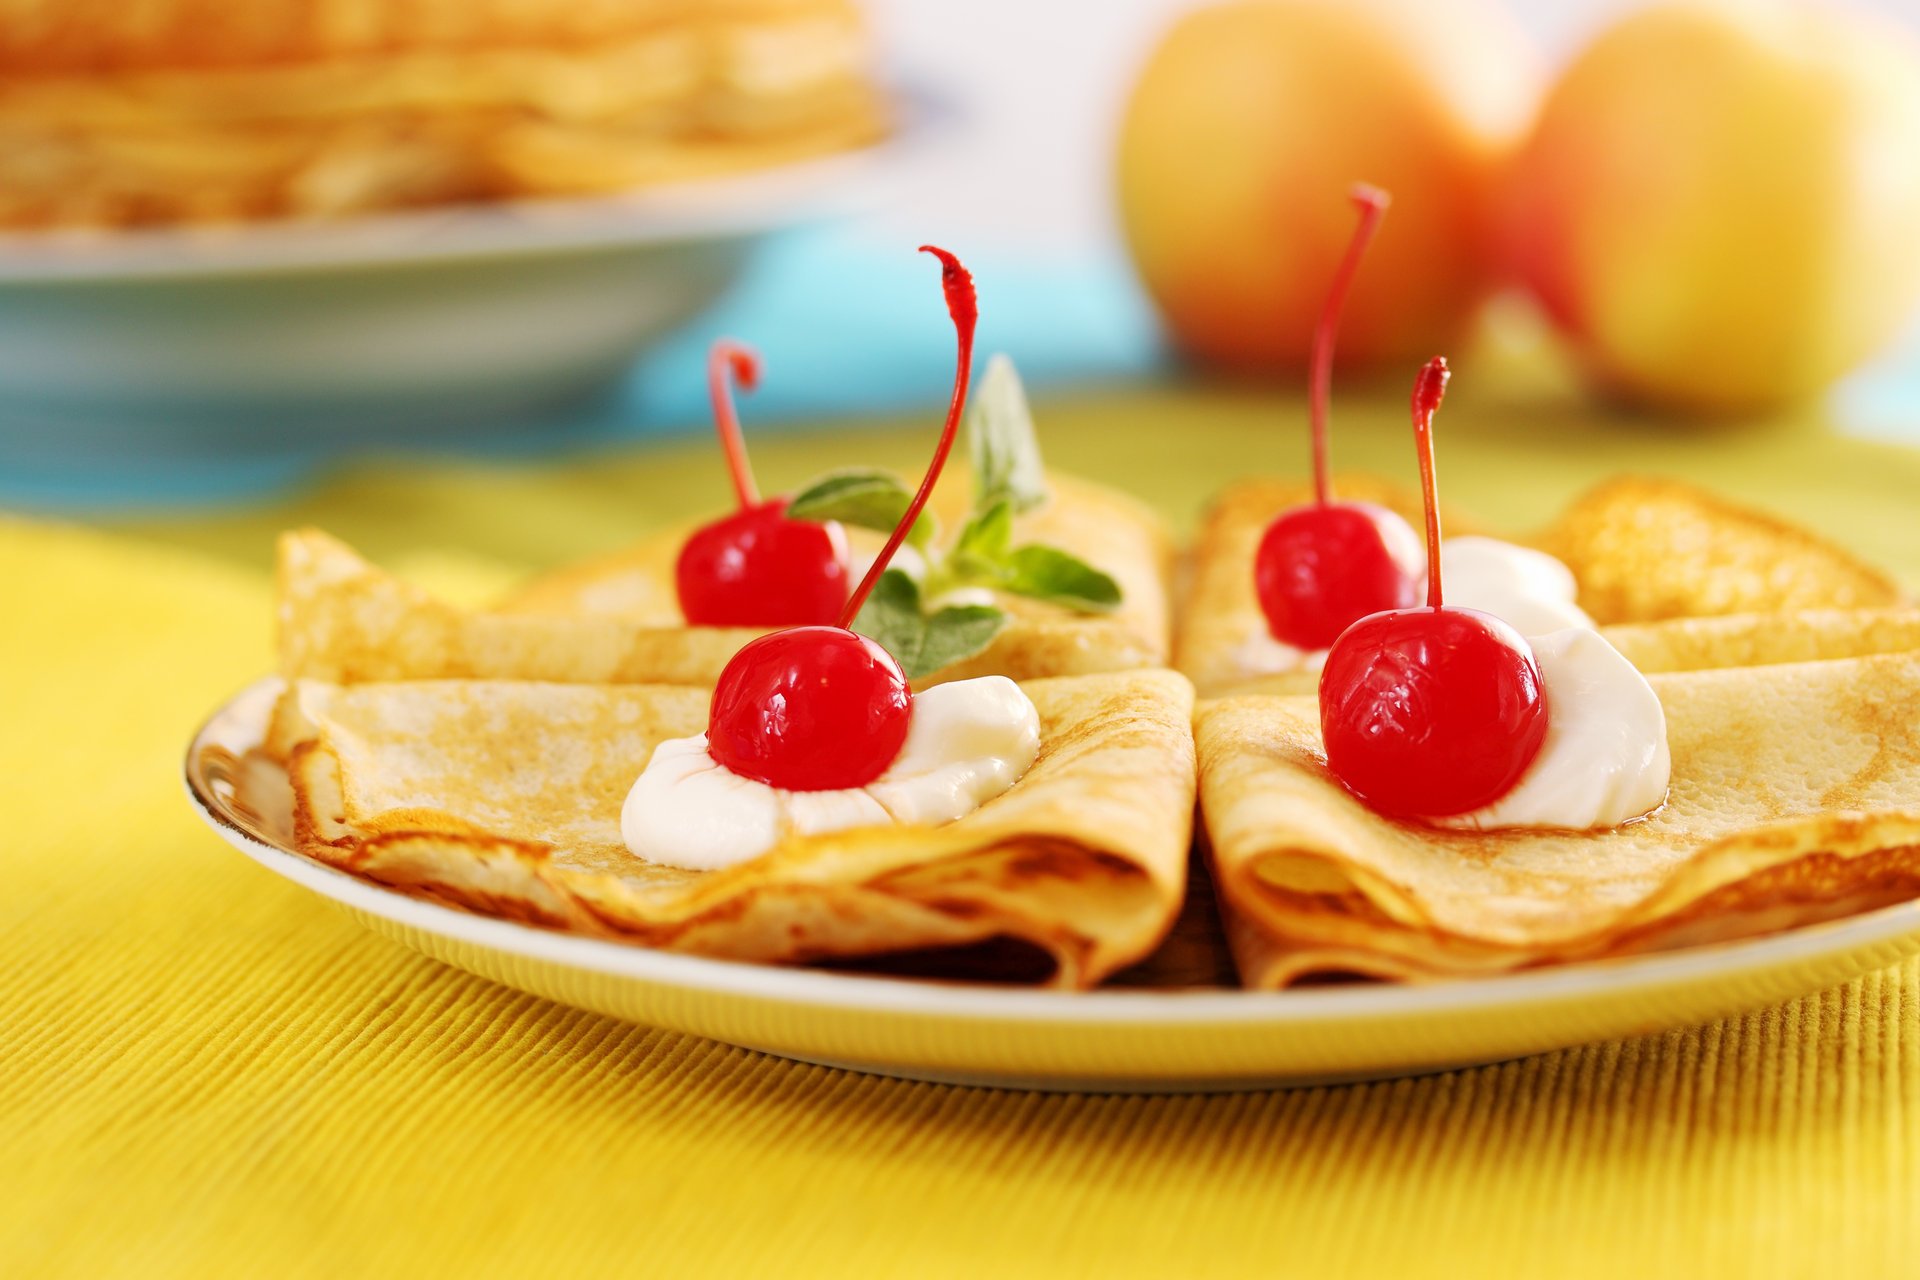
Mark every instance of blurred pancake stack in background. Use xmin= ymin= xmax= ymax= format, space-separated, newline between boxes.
xmin=0 ymin=0 xmax=890 ymax=227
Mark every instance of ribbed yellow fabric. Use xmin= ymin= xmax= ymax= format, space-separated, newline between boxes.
xmin=8 ymin=393 xmax=1920 ymax=1278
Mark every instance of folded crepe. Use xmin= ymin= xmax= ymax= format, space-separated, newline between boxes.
xmin=1198 ymin=650 xmax=1920 ymax=988
xmin=502 ymin=470 xmax=1173 ymax=668
xmin=276 ymin=669 xmax=1197 ymax=988
xmin=1175 ymin=473 xmax=1907 ymax=698
xmin=281 ymin=470 xmax=1172 ymax=688
xmin=1538 ymin=476 xmax=1906 ymax=625
xmin=1215 ymin=608 xmax=1920 ymax=698
xmin=1601 ymin=608 xmax=1920 ymax=674
xmin=279 ymin=528 xmax=760 ymax=689
xmin=1173 ymin=474 xmax=1480 ymax=698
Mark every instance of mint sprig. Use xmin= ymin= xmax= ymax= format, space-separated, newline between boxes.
xmin=789 ymin=355 xmax=1122 ymax=675
xmin=967 ymin=354 xmax=1050 ymax=514
xmin=948 ymin=500 xmax=1120 ymax=613
xmin=786 ymin=469 xmax=935 ymax=547
xmin=851 ymin=569 xmax=1007 ymax=681
xmin=995 ymin=544 xmax=1123 ymax=611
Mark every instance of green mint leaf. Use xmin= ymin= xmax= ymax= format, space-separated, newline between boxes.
xmin=966 ymin=354 xmax=1050 ymax=515
xmin=998 ymin=545 xmax=1122 ymax=613
xmin=917 ymin=606 xmax=1009 ymax=676
xmin=849 ymin=568 xmax=1007 ymax=680
xmin=949 ymin=499 xmax=1012 ymax=577
xmin=944 ymin=497 xmax=1123 ymax=616
xmin=786 ymin=470 xmax=935 ymax=546
xmin=849 ymin=569 xmax=928 ymax=672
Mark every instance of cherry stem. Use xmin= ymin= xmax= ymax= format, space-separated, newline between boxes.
xmin=1309 ymin=184 xmax=1391 ymax=506
xmin=1411 ymin=357 xmax=1451 ymax=610
xmin=708 ymin=339 xmax=762 ymax=510
xmin=838 ymin=245 xmax=978 ymax=630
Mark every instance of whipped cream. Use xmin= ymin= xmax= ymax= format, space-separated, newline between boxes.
xmin=1235 ymin=535 xmax=1594 ymax=678
xmin=621 ymin=676 xmax=1041 ymax=870
xmin=1438 ymin=536 xmax=1594 ymax=637
xmin=1432 ymin=626 xmax=1670 ymax=831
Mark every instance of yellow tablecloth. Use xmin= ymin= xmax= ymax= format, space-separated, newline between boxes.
xmin=7 ymin=386 xmax=1920 ymax=1278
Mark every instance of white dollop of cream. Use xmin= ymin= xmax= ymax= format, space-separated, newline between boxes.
xmin=1234 ymin=535 xmax=1594 ymax=678
xmin=1432 ymin=627 xmax=1670 ymax=832
xmin=1439 ymin=536 xmax=1595 ymax=638
xmin=621 ymin=676 xmax=1041 ymax=871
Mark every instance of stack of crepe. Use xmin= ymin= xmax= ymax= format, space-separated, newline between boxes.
xmin=0 ymin=0 xmax=888 ymax=228
xmin=253 ymin=470 xmax=1920 ymax=990
xmin=266 ymin=470 xmax=1197 ymax=989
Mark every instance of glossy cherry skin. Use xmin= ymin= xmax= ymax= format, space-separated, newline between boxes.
xmin=676 ymin=499 xmax=851 ymax=628
xmin=708 ymin=627 xmax=913 ymax=790
xmin=1318 ymin=606 xmax=1550 ymax=819
xmin=1255 ymin=502 xmax=1423 ymax=650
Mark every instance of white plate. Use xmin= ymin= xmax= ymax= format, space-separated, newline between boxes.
xmin=0 ymin=95 xmax=941 ymax=438
xmin=186 ymin=678 xmax=1920 ymax=1092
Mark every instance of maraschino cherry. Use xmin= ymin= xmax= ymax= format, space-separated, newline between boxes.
xmin=1254 ymin=185 xmax=1423 ymax=650
xmin=675 ymin=339 xmax=852 ymax=627
xmin=1318 ymin=358 xmax=1550 ymax=819
xmin=707 ymin=245 xmax=978 ymax=792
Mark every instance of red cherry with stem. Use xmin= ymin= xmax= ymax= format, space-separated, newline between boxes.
xmin=705 ymin=626 xmax=914 ymax=791
xmin=1317 ymin=358 xmax=1550 ymax=819
xmin=1254 ymin=184 xmax=1424 ymax=650
xmin=675 ymin=339 xmax=851 ymax=627
xmin=707 ymin=246 xmax=977 ymax=791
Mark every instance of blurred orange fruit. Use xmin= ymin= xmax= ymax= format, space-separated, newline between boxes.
xmin=1115 ymin=0 xmax=1539 ymax=376
xmin=1507 ymin=1 xmax=1920 ymax=415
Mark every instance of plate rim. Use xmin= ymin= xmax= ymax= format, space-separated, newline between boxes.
xmin=185 ymin=676 xmax=1920 ymax=1028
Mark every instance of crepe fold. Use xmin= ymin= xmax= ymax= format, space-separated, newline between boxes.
xmin=1537 ymin=476 xmax=1905 ymax=624
xmin=1175 ymin=473 xmax=1907 ymax=698
xmin=277 ymin=669 xmax=1197 ymax=988
xmin=1172 ymin=475 xmax=1477 ymax=698
xmin=1214 ymin=608 xmax=1920 ymax=700
xmin=279 ymin=470 xmax=1171 ymax=688
xmin=279 ymin=476 xmax=1167 ymax=690
xmin=501 ymin=472 xmax=1174 ymax=677
xmin=278 ymin=528 xmax=758 ymax=689
xmin=1198 ymin=651 xmax=1920 ymax=988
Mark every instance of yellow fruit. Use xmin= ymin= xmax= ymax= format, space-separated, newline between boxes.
xmin=1116 ymin=0 xmax=1538 ymax=375
xmin=1508 ymin=1 xmax=1920 ymax=415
